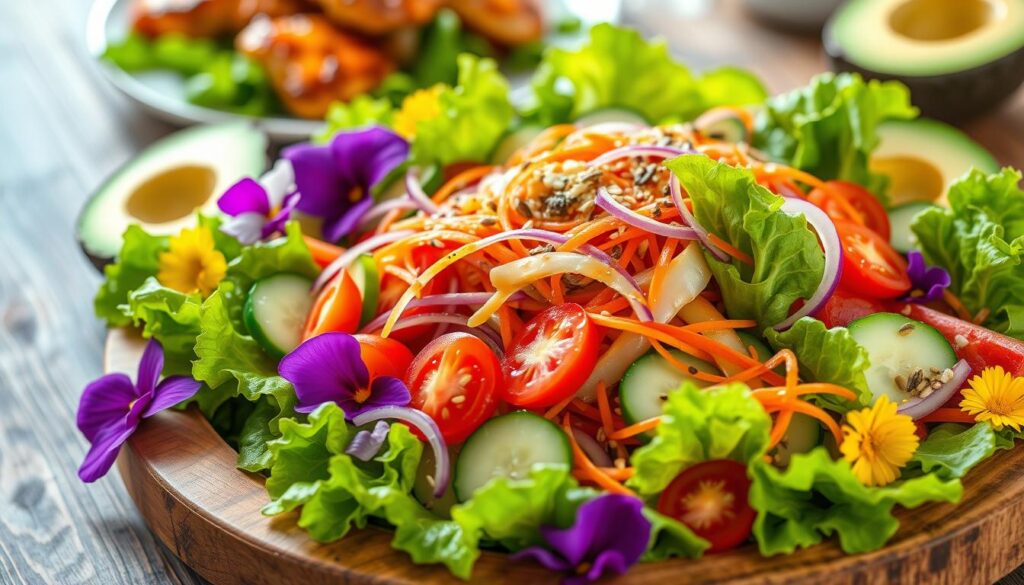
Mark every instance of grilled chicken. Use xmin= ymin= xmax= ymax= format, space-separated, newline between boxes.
xmin=236 ymin=14 xmax=395 ymax=118
xmin=309 ymin=0 xmax=442 ymax=36
xmin=445 ymin=0 xmax=542 ymax=46
xmin=132 ymin=0 xmax=310 ymax=38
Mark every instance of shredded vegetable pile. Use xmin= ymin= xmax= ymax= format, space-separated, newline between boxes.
xmin=79 ymin=23 xmax=1024 ymax=584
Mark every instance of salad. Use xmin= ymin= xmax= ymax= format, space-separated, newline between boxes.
xmin=103 ymin=0 xmax=562 ymax=118
xmin=78 ymin=24 xmax=1024 ymax=583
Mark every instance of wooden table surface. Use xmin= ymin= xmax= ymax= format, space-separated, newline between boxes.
xmin=1 ymin=1 xmax=1022 ymax=584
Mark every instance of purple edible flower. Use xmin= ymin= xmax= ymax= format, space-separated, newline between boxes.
xmin=279 ymin=332 xmax=411 ymax=419
xmin=76 ymin=339 xmax=201 ymax=482
xmin=345 ymin=420 xmax=391 ymax=461
xmin=282 ymin=127 xmax=409 ymax=243
xmin=512 ymin=494 xmax=651 ymax=585
xmin=218 ymin=160 xmax=299 ymax=244
xmin=903 ymin=250 xmax=951 ymax=303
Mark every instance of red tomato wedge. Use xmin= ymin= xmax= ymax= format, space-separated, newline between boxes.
xmin=809 ymin=181 xmax=890 ymax=241
xmin=302 ymin=271 xmax=362 ymax=340
xmin=406 ymin=332 xmax=501 ymax=444
xmin=501 ymin=304 xmax=600 ymax=409
xmin=354 ymin=334 xmax=414 ymax=380
xmin=835 ymin=220 xmax=911 ymax=300
xmin=898 ymin=303 xmax=1024 ymax=384
xmin=815 ymin=289 xmax=888 ymax=329
xmin=657 ymin=460 xmax=755 ymax=553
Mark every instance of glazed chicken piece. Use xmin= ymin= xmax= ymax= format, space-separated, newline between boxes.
xmin=445 ymin=0 xmax=542 ymax=46
xmin=132 ymin=0 xmax=310 ymax=38
xmin=308 ymin=0 xmax=442 ymax=36
xmin=236 ymin=14 xmax=395 ymax=118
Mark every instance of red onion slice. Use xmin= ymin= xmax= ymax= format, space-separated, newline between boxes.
xmin=595 ymin=187 xmax=698 ymax=239
xmin=669 ymin=175 xmax=731 ymax=262
xmin=405 ymin=167 xmax=441 ymax=214
xmin=312 ymin=230 xmax=414 ymax=295
xmin=773 ymin=198 xmax=843 ymax=331
xmin=352 ymin=406 xmax=450 ymax=497
xmin=897 ymin=360 xmax=971 ymax=420
xmin=573 ymin=429 xmax=613 ymax=467
xmin=356 ymin=197 xmax=418 ymax=232
xmin=587 ymin=145 xmax=691 ymax=168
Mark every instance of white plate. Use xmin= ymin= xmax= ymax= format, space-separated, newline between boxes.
xmin=87 ymin=0 xmax=326 ymax=143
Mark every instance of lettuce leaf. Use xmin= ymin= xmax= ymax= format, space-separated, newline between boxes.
xmin=124 ymin=277 xmax=203 ymax=375
xmin=450 ymin=465 xmax=593 ymax=551
xmin=94 ymin=225 xmax=168 ymax=326
xmin=749 ymin=448 xmax=961 ymax=555
xmin=317 ymin=95 xmax=396 ymax=143
xmin=911 ymin=168 xmax=1024 ymax=338
xmin=262 ymin=403 xmax=478 ymax=577
xmin=665 ymin=155 xmax=824 ymax=329
xmin=628 ymin=383 xmax=771 ymax=497
xmin=528 ymin=24 xmax=765 ymax=126
xmin=908 ymin=423 xmax=997 ymax=480
xmin=753 ymin=72 xmax=917 ymax=197
xmin=641 ymin=508 xmax=709 ymax=561
xmin=764 ymin=317 xmax=871 ymax=412
xmin=410 ymin=54 xmax=513 ymax=167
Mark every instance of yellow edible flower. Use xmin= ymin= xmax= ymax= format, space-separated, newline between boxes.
xmin=393 ymin=85 xmax=443 ymax=140
xmin=840 ymin=395 xmax=919 ymax=487
xmin=960 ymin=366 xmax=1024 ymax=431
xmin=157 ymin=226 xmax=226 ymax=297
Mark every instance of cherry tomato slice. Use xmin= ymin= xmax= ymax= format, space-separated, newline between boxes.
xmin=406 ymin=332 xmax=501 ymax=444
xmin=835 ymin=220 xmax=911 ymax=300
xmin=657 ymin=459 xmax=755 ymax=553
xmin=378 ymin=243 xmax=456 ymax=347
xmin=501 ymin=304 xmax=600 ymax=409
xmin=354 ymin=334 xmax=414 ymax=380
xmin=809 ymin=181 xmax=890 ymax=241
xmin=815 ymin=289 xmax=888 ymax=328
xmin=302 ymin=271 xmax=362 ymax=340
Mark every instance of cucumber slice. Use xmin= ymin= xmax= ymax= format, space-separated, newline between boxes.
xmin=243 ymin=273 xmax=314 ymax=359
xmin=772 ymin=413 xmax=820 ymax=467
xmin=736 ymin=331 xmax=772 ymax=362
xmin=413 ymin=445 xmax=459 ymax=518
xmin=346 ymin=254 xmax=380 ymax=328
xmin=489 ymin=125 xmax=544 ymax=164
xmin=888 ymin=202 xmax=936 ymax=254
xmin=574 ymin=107 xmax=649 ymax=128
xmin=848 ymin=312 xmax=957 ymax=404
xmin=695 ymin=113 xmax=748 ymax=144
xmin=619 ymin=350 xmax=720 ymax=426
xmin=453 ymin=411 xmax=571 ymax=501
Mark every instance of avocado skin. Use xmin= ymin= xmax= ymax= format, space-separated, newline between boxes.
xmin=824 ymin=23 xmax=1024 ymax=122
xmin=78 ymin=237 xmax=113 ymax=273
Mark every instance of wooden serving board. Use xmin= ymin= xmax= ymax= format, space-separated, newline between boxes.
xmin=106 ymin=328 xmax=1024 ymax=584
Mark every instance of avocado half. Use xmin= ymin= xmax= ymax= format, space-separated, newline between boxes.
xmin=77 ymin=122 xmax=268 ymax=269
xmin=870 ymin=118 xmax=999 ymax=206
xmin=825 ymin=0 xmax=1024 ymax=121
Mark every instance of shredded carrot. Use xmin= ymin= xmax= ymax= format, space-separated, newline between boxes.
xmin=595 ymin=381 xmax=618 ymax=440
xmin=569 ymin=399 xmax=602 ymax=421
xmin=543 ymin=392 xmax=577 ymax=420
xmin=574 ymin=467 xmax=634 ymax=481
xmin=609 ymin=416 xmax=662 ymax=441
xmin=563 ymin=414 xmax=636 ymax=496
xmin=681 ymin=319 xmax=758 ymax=333
xmin=942 ymin=289 xmax=974 ymax=322
xmin=707 ymin=233 xmax=754 ymax=265
xmin=973 ymin=307 xmax=991 ymax=325
xmin=586 ymin=313 xmax=717 ymax=364
xmin=432 ymin=165 xmax=496 ymax=204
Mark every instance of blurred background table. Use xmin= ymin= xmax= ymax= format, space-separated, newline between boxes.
xmin=0 ymin=0 xmax=1022 ymax=583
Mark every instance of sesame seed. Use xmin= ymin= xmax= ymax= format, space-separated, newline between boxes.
xmin=898 ymin=323 xmax=915 ymax=336
xmin=954 ymin=334 xmax=969 ymax=349
xmin=451 ymin=395 xmax=466 ymax=404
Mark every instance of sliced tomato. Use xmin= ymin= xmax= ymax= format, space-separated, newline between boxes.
xmin=809 ymin=181 xmax=890 ymax=241
xmin=501 ymin=304 xmax=600 ymax=409
xmin=354 ymin=334 xmax=414 ymax=380
xmin=302 ymin=271 xmax=362 ymax=340
xmin=657 ymin=460 xmax=755 ymax=553
xmin=815 ymin=289 xmax=887 ymax=328
xmin=835 ymin=220 xmax=911 ymax=300
xmin=406 ymin=332 xmax=501 ymax=444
